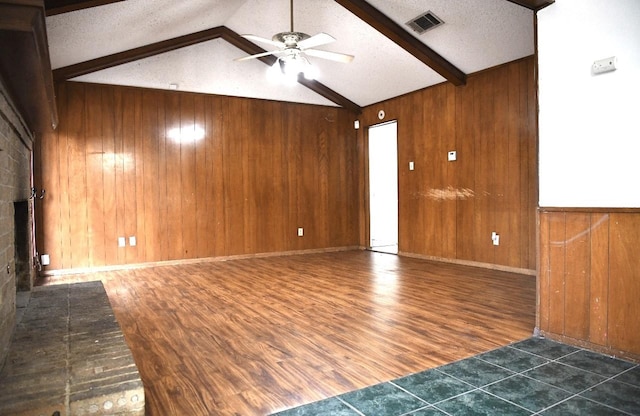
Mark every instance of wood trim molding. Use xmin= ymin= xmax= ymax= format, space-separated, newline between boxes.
xmin=44 ymin=0 xmax=124 ymax=16
xmin=399 ymin=252 xmax=536 ymax=276
xmin=52 ymin=26 xmax=363 ymax=113
xmin=39 ymin=246 xmax=363 ymax=276
xmin=334 ymin=0 xmax=466 ymax=86
xmin=505 ymin=0 xmax=555 ymax=11
xmin=0 ymin=0 xmax=58 ymax=133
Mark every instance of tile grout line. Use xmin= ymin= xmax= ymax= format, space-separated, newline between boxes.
xmin=336 ymin=396 xmax=366 ymax=416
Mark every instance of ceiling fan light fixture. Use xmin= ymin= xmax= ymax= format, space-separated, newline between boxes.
xmin=270 ymin=54 xmax=318 ymax=83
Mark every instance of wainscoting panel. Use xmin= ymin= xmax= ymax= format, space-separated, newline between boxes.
xmin=538 ymin=209 xmax=640 ymax=359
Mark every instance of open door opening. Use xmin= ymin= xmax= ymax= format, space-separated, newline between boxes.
xmin=368 ymin=121 xmax=398 ymax=254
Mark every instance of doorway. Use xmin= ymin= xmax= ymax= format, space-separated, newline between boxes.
xmin=368 ymin=121 xmax=398 ymax=254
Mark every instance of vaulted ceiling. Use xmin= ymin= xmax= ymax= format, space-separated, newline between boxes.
xmin=44 ymin=0 xmax=553 ymax=113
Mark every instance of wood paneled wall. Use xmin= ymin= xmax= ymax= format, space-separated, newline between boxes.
xmin=35 ymin=83 xmax=358 ymax=270
xmin=358 ymin=56 xmax=537 ymax=271
xmin=538 ymin=209 xmax=640 ymax=359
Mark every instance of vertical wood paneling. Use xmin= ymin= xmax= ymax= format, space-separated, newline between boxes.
xmin=194 ymin=94 xmax=208 ymax=259
xmin=156 ymin=91 xmax=169 ymax=261
xmin=563 ymin=213 xmax=590 ymax=340
xmin=165 ymin=93 xmax=183 ymax=260
xmin=209 ymin=96 xmax=226 ymax=257
xmin=493 ymin=64 xmax=510 ymax=267
xmin=397 ymin=93 xmax=422 ymax=253
xmin=589 ymin=213 xmax=609 ymax=346
xmin=40 ymin=84 xmax=64 ymax=270
xmin=422 ymin=86 xmax=441 ymax=257
xmin=442 ymin=83 xmax=457 ymax=259
xmin=66 ymin=84 xmax=89 ymax=268
xmin=113 ymin=87 xmax=126 ymax=265
xmin=539 ymin=209 xmax=640 ymax=358
xmin=141 ymin=90 xmax=159 ymax=262
xmin=505 ymin=64 xmax=521 ymax=268
xmin=357 ymin=57 xmax=537 ymax=271
xmin=101 ymin=86 xmax=118 ymax=265
xmin=39 ymin=83 xmax=358 ymax=270
xmin=84 ymin=84 xmax=106 ymax=267
xmin=473 ymin=69 xmax=495 ymax=265
xmin=548 ymin=213 xmax=566 ymax=334
xmin=179 ymin=94 xmax=197 ymax=259
xmin=133 ymin=90 xmax=146 ymax=263
xmin=224 ymin=97 xmax=245 ymax=255
xmin=455 ymin=73 xmax=476 ymax=263
xmin=538 ymin=211 xmax=550 ymax=331
xmin=608 ymin=213 xmax=640 ymax=353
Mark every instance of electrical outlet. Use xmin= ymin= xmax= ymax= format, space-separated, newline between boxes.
xmin=592 ymin=56 xmax=617 ymax=75
xmin=41 ymin=254 xmax=50 ymax=266
xmin=129 ymin=236 xmax=137 ymax=247
xmin=118 ymin=237 xmax=126 ymax=247
xmin=297 ymin=227 xmax=304 ymax=237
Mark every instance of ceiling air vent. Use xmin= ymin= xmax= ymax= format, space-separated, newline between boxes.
xmin=406 ymin=11 xmax=444 ymax=34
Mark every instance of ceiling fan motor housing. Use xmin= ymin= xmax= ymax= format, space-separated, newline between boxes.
xmin=273 ymin=32 xmax=310 ymax=47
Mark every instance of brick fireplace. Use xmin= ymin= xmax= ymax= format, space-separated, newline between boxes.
xmin=0 ymin=78 xmax=34 ymax=367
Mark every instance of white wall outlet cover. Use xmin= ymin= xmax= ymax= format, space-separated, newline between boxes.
xmin=118 ymin=237 xmax=126 ymax=247
xmin=409 ymin=161 xmax=415 ymax=171
xmin=448 ymin=151 xmax=457 ymax=161
xmin=41 ymin=254 xmax=50 ymax=266
xmin=297 ymin=228 xmax=304 ymax=237
xmin=129 ymin=236 xmax=137 ymax=246
xmin=354 ymin=120 xmax=360 ymax=129
xmin=592 ymin=56 xmax=617 ymax=74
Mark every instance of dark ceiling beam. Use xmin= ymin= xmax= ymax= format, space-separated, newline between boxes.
xmin=335 ymin=0 xmax=466 ymax=86
xmin=53 ymin=26 xmax=362 ymax=114
xmin=505 ymin=0 xmax=555 ymax=11
xmin=44 ymin=0 xmax=124 ymax=16
xmin=52 ymin=26 xmax=230 ymax=81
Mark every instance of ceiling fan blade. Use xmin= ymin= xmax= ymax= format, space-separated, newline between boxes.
xmin=241 ymin=34 xmax=285 ymax=48
xmin=298 ymin=32 xmax=335 ymax=50
xmin=304 ymin=49 xmax=354 ymax=63
xmin=234 ymin=50 xmax=281 ymax=62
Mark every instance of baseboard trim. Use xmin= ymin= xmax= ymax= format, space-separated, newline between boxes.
xmin=39 ymin=246 xmax=364 ymax=277
xmin=397 ymin=251 xmax=536 ymax=276
xmin=538 ymin=331 xmax=640 ymax=364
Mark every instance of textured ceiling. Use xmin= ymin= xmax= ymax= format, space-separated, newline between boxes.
xmin=46 ymin=0 xmax=534 ymax=108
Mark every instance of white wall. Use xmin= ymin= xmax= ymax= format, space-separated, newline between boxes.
xmin=538 ymin=0 xmax=640 ymax=207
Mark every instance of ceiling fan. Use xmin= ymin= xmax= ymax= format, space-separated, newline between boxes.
xmin=235 ymin=0 xmax=354 ymax=79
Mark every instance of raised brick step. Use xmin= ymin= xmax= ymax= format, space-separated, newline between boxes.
xmin=0 ymin=282 xmax=144 ymax=415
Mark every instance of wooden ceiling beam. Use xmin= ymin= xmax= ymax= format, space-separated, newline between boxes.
xmin=44 ymin=0 xmax=124 ymax=16
xmin=505 ymin=0 xmax=555 ymax=11
xmin=52 ymin=26 xmax=230 ymax=81
xmin=52 ymin=26 xmax=362 ymax=114
xmin=335 ymin=0 xmax=466 ymax=86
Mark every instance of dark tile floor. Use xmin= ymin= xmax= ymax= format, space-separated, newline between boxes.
xmin=271 ymin=337 xmax=640 ymax=416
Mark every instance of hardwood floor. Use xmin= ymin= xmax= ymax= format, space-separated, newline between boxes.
xmin=38 ymin=250 xmax=536 ymax=415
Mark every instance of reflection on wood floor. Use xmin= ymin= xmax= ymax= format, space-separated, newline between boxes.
xmin=39 ymin=250 xmax=536 ymax=415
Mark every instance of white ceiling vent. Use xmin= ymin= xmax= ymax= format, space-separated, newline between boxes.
xmin=406 ymin=11 xmax=444 ymax=34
